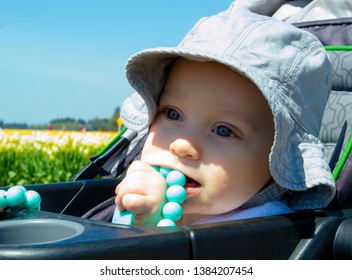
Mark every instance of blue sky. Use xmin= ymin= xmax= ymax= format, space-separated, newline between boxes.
xmin=0 ymin=0 xmax=234 ymax=125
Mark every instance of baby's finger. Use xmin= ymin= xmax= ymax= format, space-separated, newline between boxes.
xmin=115 ymin=181 xmax=131 ymax=211
xmin=121 ymin=193 xmax=151 ymax=214
xmin=115 ymin=183 xmax=127 ymax=211
xmin=115 ymin=179 xmax=145 ymax=211
xmin=126 ymin=160 xmax=155 ymax=175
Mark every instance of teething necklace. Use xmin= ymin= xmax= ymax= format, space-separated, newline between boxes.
xmin=112 ymin=166 xmax=186 ymax=227
xmin=0 ymin=186 xmax=41 ymax=212
xmin=0 ymin=167 xmax=186 ymax=227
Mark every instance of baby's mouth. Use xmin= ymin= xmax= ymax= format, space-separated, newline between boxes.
xmin=184 ymin=176 xmax=202 ymax=196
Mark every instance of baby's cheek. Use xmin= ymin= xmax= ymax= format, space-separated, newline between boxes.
xmin=208 ymin=177 xmax=253 ymax=209
xmin=140 ymin=142 xmax=156 ymax=163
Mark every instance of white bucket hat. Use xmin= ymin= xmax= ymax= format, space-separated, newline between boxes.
xmin=121 ymin=6 xmax=335 ymax=210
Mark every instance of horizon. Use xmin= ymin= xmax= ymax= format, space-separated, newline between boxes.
xmin=0 ymin=1 xmax=234 ymax=125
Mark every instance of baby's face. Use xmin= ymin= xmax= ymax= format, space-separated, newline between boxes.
xmin=141 ymin=58 xmax=275 ymax=215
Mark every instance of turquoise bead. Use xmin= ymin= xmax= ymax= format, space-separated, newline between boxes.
xmin=112 ymin=207 xmax=134 ymax=225
xmin=159 ymin=167 xmax=173 ymax=178
xmin=166 ymin=170 xmax=186 ymax=187
xmin=166 ymin=185 xmax=186 ymax=204
xmin=24 ymin=190 xmax=41 ymax=210
xmin=6 ymin=186 xmax=26 ymax=206
xmin=157 ymin=218 xmax=176 ymax=227
xmin=162 ymin=202 xmax=183 ymax=222
xmin=18 ymin=186 xmax=27 ymax=192
xmin=151 ymin=165 xmax=160 ymax=172
xmin=0 ymin=189 xmax=8 ymax=208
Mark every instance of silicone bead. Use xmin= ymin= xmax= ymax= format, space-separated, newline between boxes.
xmin=162 ymin=202 xmax=183 ymax=222
xmin=166 ymin=185 xmax=186 ymax=204
xmin=6 ymin=186 xmax=26 ymax=206
xmin=18 ymin=186 xmax=27 ymax=192
xmin=0 ymin=189 xmax=8 ymax=208
xmin=151 ymin=165 xmax=160 ymax=172
xmin=157 ymin=218 xmax=176 ymax=227
xmin=166 ymin=170 xmax=186 ymax=187
xmin=159 ymin=167 xmax=173 ymax=178
xmin=112 ymin=207 xmax=134 ymax=225
xmin=24 ymin=190 xmax=41 ymax=210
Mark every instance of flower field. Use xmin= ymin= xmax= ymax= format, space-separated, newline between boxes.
xmin=0 ymin=129 xmax=117 ymax=187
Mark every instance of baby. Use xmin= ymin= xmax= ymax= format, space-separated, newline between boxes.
xmin=114 ymin=6 xmax=336 ymax=226
xmin=115 ymin=58 xmax=278 ymax=226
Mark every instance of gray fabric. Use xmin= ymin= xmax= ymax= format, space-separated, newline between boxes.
xmin=294 ymin=18 xmax=352 ymax=47
xmin=329 ymin=51 xmax=352 ymax=91
xmin=121 ymin=6 xmax=335 ymax=210
xmin=319 ymin=51 xmax=352 ymax=161
xmin=232 ymin=0 xmax=352 ymax=22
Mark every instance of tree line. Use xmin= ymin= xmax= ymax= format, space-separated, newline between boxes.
xmin=1 ymin=107 xmax=121 ymax=132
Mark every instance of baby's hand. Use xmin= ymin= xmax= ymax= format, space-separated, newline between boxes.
xmin=115 ymin=161 xmax=167 ymax=226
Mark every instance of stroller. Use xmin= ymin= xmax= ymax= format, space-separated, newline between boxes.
xmin=1 ymin=0 xmax=352 ymax=259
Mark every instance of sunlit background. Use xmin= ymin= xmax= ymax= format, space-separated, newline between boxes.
xmin=0 ymin=0 xmax=234 ymax=126
xmin=0 ymin=1 xmax=234 ymax=186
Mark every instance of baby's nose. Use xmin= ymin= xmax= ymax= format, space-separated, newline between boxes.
xmin=169 ymin=138 xmax=201 ymax=160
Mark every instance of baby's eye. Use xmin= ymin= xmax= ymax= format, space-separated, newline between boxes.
xmin=213 ymin=125 xmax=235 ymax=138
xmin=165 ymin=108 xmax=183 ymax=121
